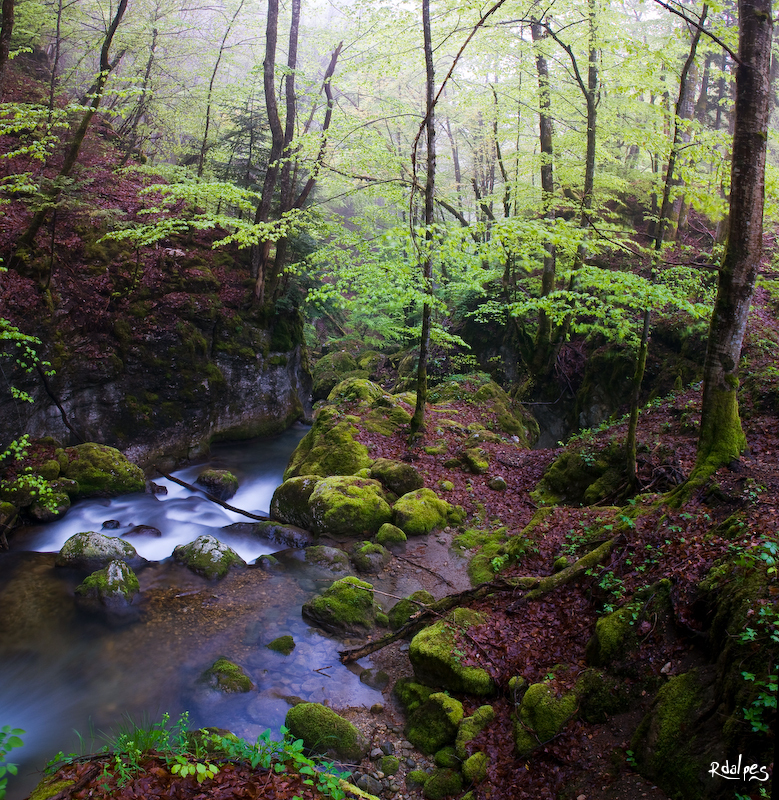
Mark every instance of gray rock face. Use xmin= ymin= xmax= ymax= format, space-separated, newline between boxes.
xmin=55 ymin=531 xmax=147 ymax=572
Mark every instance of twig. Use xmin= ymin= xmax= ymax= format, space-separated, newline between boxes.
xmin=394 ymin=553 xmax=456 ymax=588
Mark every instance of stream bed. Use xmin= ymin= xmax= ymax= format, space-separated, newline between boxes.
xmin=0 ymin=424 xmax=397 ymax=799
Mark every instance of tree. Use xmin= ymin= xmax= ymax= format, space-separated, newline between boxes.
xmin=0 ymin=0 xmax=14 ymax=96
xmin=694 ymin=0 xmax=773 ymax=474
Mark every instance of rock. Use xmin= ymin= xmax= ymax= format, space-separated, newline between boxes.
xmin=29 ymin=492 xmax=70 ymax=522
xmin=422 ymin=768 xmax=462 ymax=799
xmin=312 ymin=351 xmax=358 ymax=400
xmin=360 ymin=668 xmax=390 ymax=691
xmin=270 ymin=476 xmax=321 ymax=530
xmin=462 ymin=751 xmax=488 ymax=784
xmin=173 ymin=535 xmax=246 ymax=580
xmin=74 ymin=560 xmax=140 ymax=617
xmin=369 ymin=458 xmax=424 ymax=496
xmin=302 ymin=576 xmax=377 ymax=635
xmin=409 ymin=609 xmax=497 ymax=696
xmin=513 ymin=681 xmax=578 ymax=757
xmin=455 ymin=705 xmax=495 ymax=759
xmin=60 ymin=443 xmax=145 ymax=497
xmin=393 ymin=678 xmax=434 ymax=713
xmin=285 ymin=702 xmax=368 ymax=761
xmin=439 ymin=480 xmax=454 ymax=492
xmin=392 ymin=488 xmax=455 ymax=537
xmin=195 ymin=468 xmax=239 ymax=500
xmin=380 ymin=741 xmax=395 ymax=755
xmin=266 ymin=635 xmax=295 ymax=655
xmin=350 ymin=540 xmax=392 ymax=574
xmin=376 ymin=522 xmax=407 ymax=548
xmin=56 ymin=531 xmax=146 ymax=572
xmin=224 ymin=520 xmax=314 ymax=548
xmin=201 ymin=657 xmax=253 ymax=693
xmin=487 ymin=475 xmax=507 ymax=491
xmin=102 ymin=520 xmax=122 ymax=530
xmin=308 ymin=475 xmax=392 ymax=537
xmin=124 ymin=525 xmax=162 ymax=537
xmin=388 ymin=590 xmax=435 ymax=630
xmin=433 ymin=747 xmax=459 ymax=768
xmin=461 ymin=447 xmax=489 ymax=474
xmin=284 ymin=406 xmax=372 ymax=479
xmin=406 ymin=693 xmax=464 ymax=754
xmin=356 ymin=774 xmax=382 ymax=796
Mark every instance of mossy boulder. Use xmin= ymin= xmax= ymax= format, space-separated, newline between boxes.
xmin=74 ymin=560 xmax=140 ymax=616
xmin=376 ymin=522 xmax=407 ymax=548
xmin=575 ymin=669 xmax=634 ymax=724
xmin=406 ymin=692 xmax=464 ymax=754
xmin=270 ymin=475 xmax=321 ymax=530
xmin=201 ymin=657 xmax=253 ymax=693
xmin=380 ymin=755 xmax=400 ymax=775
xmin=392 ymin=488 xmax=455 ymax=537
xmin=388 ymin=590 xmax=435 ymax=630
xmin=455 ymin=705 xmax=495 ymax=759
xmin=409 ymin=609 xmax=497 ymax=696
xmin=312 ymin=351 xmax=359 ymax=400
xmin=301 ymin=576 xmax=377 ymax=635
xmin=422 ymin=768 xmax=463 ymax=800
xmin=357 ymin=350 xmax=384 ymax=374
xmin=370 ymin=458 xmax=424 ymax=496
xmin=284 ymin=407 xmax=371 ymax=479
xmin=461 ymin=448 xmax=489 ymax=474
xmin=226 ymin=520 xmax=315 ymax=549
xmin=173 ymin=535 xmax=246 ymax=580
xmin=514 ymin=681 xmax=578 ymax=757
xmin=308 ymin=475 xmax=392 ymax=537
xmin=267 ymin=635 xmax=296 ymax=655
xmin=61 ymin=443 xmax=145 ymax=497
xmin=393 ymin=678 xmax=435 ymax=714
xmin=327 ymin=377 xmax=385 ymax=403
xmin=304 ymin=546 xmax=351 ymax=572
xmin=285 ymin=702 xmax=368 ymax=761
xmin=535 ymin=442 xmax=625 ymax=506
xmin=350 ymin=540 xmax=392 ymax=574
xmin=29 ymin=491 xmax=71 ymax=522
xmin=195 ymin=469 xmax=239 ymax=500
xmin=56 ymin=531 xmax=146 ymax=572
xmin=462 ymin=752 xmax=488 ymax=784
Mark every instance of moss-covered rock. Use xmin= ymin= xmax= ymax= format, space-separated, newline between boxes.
xmin=29 ymin=491 xmax=71 ymax=522
xmin=433 ymin=746 xmax=459 ymax=768
xmin=284 ymin=407 xmax=372 ymax=479
xmin=56 ymin=531 xmax=146 ymax=572
xmin=575 ymin=669 xmax=634 ymax=724
xmin=392 ymin=488 xmax=454 ymax=537
xmin=376 ymin=522 xmax=407 ymax=548
xmin=269 ymin=475 xmax=321 ymax=530
xmin=173 ymin=535 xmax=246 ymax=580
xmin=308 ymin=475 xmax=392 ymax=537
xmin=370 ymin=458 xmax=424 ymax=496
xmin=312 ymin=351 xmax=359 ymax=400
xmin=388 ymin=590 xmax=435 ymax=630
xmin=462 ymin=752 xmax=488 ymax=784
xmin=409 ymin=609 xmax=497 ymax=696
xmin=461 ymin=448 xmax=489 ymax=474
xmin=61 ymin=443 xmax=145 ymax=497
xmin=304 ymin=546 xmax=351 ymax=572
xmin=75 ymin=560 xmax=140 ymax=613
xmin=301 ymin=576 xmax=377 ymax=635
xmin=350 ymin=540 xmax=392 ymax=574
xmin=514 ymin=681 xmax=578 ymax=757
xmin=406 ymin=692 xmax=464 ymax=754
xmin=534 ymin=442 xmax=626 ymax=506
xmin=201 ymin=657 xmax=254 ymax=693
xmin=195 ymin=469 xmax=239 ymax=500
xmin=266 ymin=635 xmax=295 ymax=655
xmin=27 ymin=778 xmax=75 ymax=800
xmin=393 ymin=678 xmax=435 ymax=714
xmin=455 ymin=705 xmax=495 ymax=760
xmin=380 ymin=755 xmax=400 ymax=775
xmin=422 ymin=768 xmax=463 ymax=800
xmin=328 ymin=377 xmax=385 ymax=403
xmin=285 ymin=702 xmax=368 ymax=761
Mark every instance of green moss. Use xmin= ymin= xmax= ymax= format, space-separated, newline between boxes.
xmin=422 ymin=768 xmax=462 ymax=799
xmin=285 ymin=702 xmax=367 ymax=761
xmin=461 ymin=448 xmax=489 ymax=474
xmin=407 ymin=770 xmax=428 ymax=787
xmin=362 ymin=405 xmax=413 ymax=436
xmin=266 ymin=635 xmax=295 ymax=655
xmin=270 ymin=475 xmax=321 ymax=530
xmin=462 ymin=752 xmax=488 ymax=784
xmin=195 ymin=469 xmax=239 ymax=500
xmin=28 ymin=778 xmax=75 ymax=800
xmin=327 ymin=377 xmax=384 ymax=403
xmin=376 ymin=522 xmax=407 ymax=547
xmin=433 ymin=746 xmax=460 ymax=768
xmin=301 ymin=576 xmax=377 ymax=635
xmin=406 ymin=692 xmax=464 ymax=754
xmin=75 ymin=560 xmax=139 ymax=603
xmin=308 ymin=475 xmax=392 ymax=537
xmin=284 ymin=407 xmax=371 ymax=479
xmin=388 ymin=590 xmax=435 ymax=630
xmin=453 ymin=528 xmax=515 ymax=586
xmin=202 ymin=658 xmax=254 ymax=693
xmin=514 ymin=681 xmax=578 ymax=757
xmin=393 ymin=488 xmax=453 ymax=536
xmin=350 ymin=540 xmax=391 ymax=573
xmin=409 ymin=609 xmax=497 ymax=696
xmin=455 ymin=705 xmax=495 ymax=759
xmin=304 ymin=546 xmax=350 ymax=571
xmin=575 ymin=669 xmax=633 ymax=723
xmin=370 ymin=458 xmax=423 ymax=496
xmin=173 ymin=535 xmax=246 ymax=580
xmin=61 ymin=443 xmax=145 ymax=497
xmin=393 ymin=678 xmax=434 ymax=713
xmin=380 ymin=755 xmax=400 ymax=775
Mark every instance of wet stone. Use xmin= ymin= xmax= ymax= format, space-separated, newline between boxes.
xmin=356 ymin=774 xmax=383 ymax=796
xmin=102 ymin=520 xmax=121 ymax=529
xmin=371 ymin=748 xmax=384 ymax=760
xmin=124 ymin=525 xmax=162 ymax=537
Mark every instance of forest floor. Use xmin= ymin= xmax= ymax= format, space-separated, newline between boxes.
xmin=33 ymin=284 xmax=779 ymax=800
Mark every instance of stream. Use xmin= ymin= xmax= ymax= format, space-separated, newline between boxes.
xmin=0 ymin=424 xmax=393 ymax=800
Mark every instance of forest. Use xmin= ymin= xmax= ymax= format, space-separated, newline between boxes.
xmin=0 ymin=0 xmax=778 ymax=797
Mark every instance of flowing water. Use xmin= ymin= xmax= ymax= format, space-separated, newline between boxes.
xmin=0 ymin=424 xmax=385 ymax=799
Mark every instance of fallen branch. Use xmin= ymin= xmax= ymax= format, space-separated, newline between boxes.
xmin=155 ymin=467 xmax=270 ymax=521
xmin=394 ymin=553 xmax=456 ymax=588
xmin=339 ymin=535 xmax=621 ymax=663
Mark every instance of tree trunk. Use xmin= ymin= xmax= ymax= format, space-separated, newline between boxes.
xmin=0 ymin=0 xmax=14 ymax=97
xmin=410 ymin=0 xmax=436 ymax=438
xmin=695 ymin=0 xmax=772 ymax=473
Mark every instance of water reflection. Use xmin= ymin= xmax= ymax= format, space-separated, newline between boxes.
xmin=0 ymin=425 xmax=384 ymax=800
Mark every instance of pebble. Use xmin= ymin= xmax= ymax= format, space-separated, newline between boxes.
xmin=356 ymin=774 xmax=383 ymax=795
xmin=371 ymin=748 xmax=384 ymax=759
xmin=380 ymin=741 xmax=395 ymax=755
xmin=371 ymin=703 xmax=385 ymax=714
